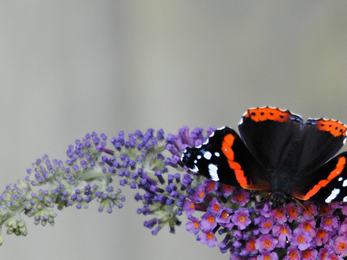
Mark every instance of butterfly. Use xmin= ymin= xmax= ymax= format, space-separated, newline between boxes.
xmin=181 ymin=107 xmax=347 ymax=208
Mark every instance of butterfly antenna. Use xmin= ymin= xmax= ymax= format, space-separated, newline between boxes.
xmin=293 ymin=198 xmax=315 ymax=220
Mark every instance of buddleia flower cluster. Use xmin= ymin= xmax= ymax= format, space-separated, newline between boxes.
xmin=1 ymin=127 xmax=347 ymax=260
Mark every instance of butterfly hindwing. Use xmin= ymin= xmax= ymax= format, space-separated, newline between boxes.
xmin=181 ymin=127 xmax=270 ymax=190
xmin=296 ymin=118 xmax=347 ymax=175
xmin=291 ymin=152 xmax=347 ymax=203
xmin=238 ymin=107 xmax=303 ymax=178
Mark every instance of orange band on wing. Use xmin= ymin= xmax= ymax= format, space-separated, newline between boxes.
xmin=221 ymin=134 xmax=248 ymax=188
xmin=244 ymin=107 xmax=291 ymax=123
xmin=297 ymin=156 xmax=346 ymax=200
xmin=313 ymin=119 xmax=347 ymax=137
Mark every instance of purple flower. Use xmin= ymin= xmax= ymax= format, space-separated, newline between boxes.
xmin=283 ymin=246 xmax=300 ymax=260
xmin=318 ymin=203 xmax=334 ymax=215
xmin=185 ymin=216 xmax=200 ymax=235
xmin=270 ymin=206 xmax=286 ymax=224
xmin=257 ymin=251 xmax=278 ymax=260
xmin=313 ymin=227 xmax=329 ymax=247
xmin=301 ymin=248 xmax=318 ymax=260
xmin=286 ymin=202 xmax=301 ymax=223
xmin=339 ymin=219 xmax=347 ymax=236
xmin=302 ymin=202 xmax=318 ymax=220
xmin=341 ymin=205 xmax=347 ymax=215
xmin=245 ymin=237 xmax=258 ymax=256
xmin=272 ymin=223 xmax=291 ymax=245
xmin=257 ymin=203 xmax=271 ymax=218
xmin=299 ymin=219 xmax=316 ymax=237
xmin=320 ymin=215 xmax=339 ymax=232
xmin=258 ymin=216 xmax=274 ymax=234
xmin=200 ymin=212 xmax=217 ymax=231
xmin=290 ymin=227 xmax=313 ymax=251
xmin=220 ymin=183 xmax=235 ymax=197
xmin=231 ymin=208 xmax=251 ymax=230
xmin=209 ymin=197 xmax=223 ymax=215
xmin=216 ymin=207 xmax=233 ymax=225
xmin=190 ymin=185 xmax=206 ymax=203
xmin=182 ymin=199 xmax=195 ymax=216
xmin=254 ymin=234 xmax=278 ymax=252
xmin=320 ymin=248 xmax=344 ymax=260
xmin=333 ymin=236 xmax=347 ymax=257
xmin=231 ymin=188 xmax=249 ymax=206
xmin=204 ymin=180 xmax=218 ymax=194
xmin=197 ymin=231 xmax=218 ymax=247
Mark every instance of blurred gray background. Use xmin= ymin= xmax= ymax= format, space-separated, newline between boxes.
xmin=1 ymin=1 xmax=347 ymax=259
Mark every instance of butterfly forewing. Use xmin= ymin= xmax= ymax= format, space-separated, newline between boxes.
xmin=181 ymin=127 xmax=270 ymax=190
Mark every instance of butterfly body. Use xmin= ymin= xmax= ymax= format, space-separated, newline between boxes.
xmin=181 ymin=107 xmax=347 ymax=207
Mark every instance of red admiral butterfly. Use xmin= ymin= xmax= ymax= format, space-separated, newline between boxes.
xmin=181 ymin=107 xmax=347 ymax=208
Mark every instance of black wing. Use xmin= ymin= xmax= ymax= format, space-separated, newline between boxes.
xmin=238 ymin=107 xmax=304 ymax=188
xmin=291 ymin=152 xmax=347 ymax=203
xmin=181 ymin=126 xmax=270 ymax=190
xmin=238 ymin=106 xmax=347 ymax=201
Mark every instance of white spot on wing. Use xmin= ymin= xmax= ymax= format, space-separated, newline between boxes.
xmin=343 ymin=180 xmax=347 ymax=187
xmin=339 ymin=177 xmax=343 ymax=181
xmin=344 ymin=196 xmax=347 ymax=202
xmin=215 ymin=152 xmax=220 ymax=157
xmin=191 ymin=165 xmax=199 ymax=173
xmin=208 ymin=164 xmax=219 ymax=181
xmin=203 ymin=151 xmax=212 ymax=160
xmin=197 ymin=155 xmax=202 ymax=159
xmin=325 ymin=188 xmax=340 ymax=203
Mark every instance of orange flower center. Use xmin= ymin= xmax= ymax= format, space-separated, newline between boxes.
xmin=194 ymin=221 xmax=199 ymax=229
xmin=303 ymin=223 xmax=311 ymax=231
xmin=289 ymin=207 xmax=298 ymax=217
xmin=325 ymin=218 xmax=332 ymax=226
xmin=221 ymin=212 xmax=229 ymax=220
xmin=223 ymin=184 xmax=233 ymax=191
xmin=317 ymin=229 xmax=326 ymax=238
xmin=238 ymin=215 xmax=246 ymax=223
xmin=264 ymin=255 xmax=271 ymax=260
xmin=190 ymin=202 xmax=195 ymax=209
xmin=213 ymin=204 xmax=221 ymax=212
xmin=199 ymin=191 xmax=205 ymax=198
xmin=208 ymin=183 xmax=215 ymax=191
xmin=338 ymin=243 xmax=347 ymax=251
xmin=305 ymin=206 xmax=312 ymax=214
xmin=281 ymin=226 xmax=288 ymax=234
xmin=276 ymin=208 xmax=284 ymax=217
xmin=289 ymin=251 xmax=298 ymax=259
xmin=297 ymin=235 xmax=305 ymax=243
xmin=319 ymin=205 xmax=329 ymax=215
xmin=237 ymin=194 xmax=245 ymax=202
xmin=264 ymin=222 xmax=272 ymax=229
xmin=206 ymin=232 xmax=214 ymax=239
xmin=249 ymin=241 xmax=255 ymax=250
xmin=264 ymin=239 xmax=272 ymax=248
xmin=208 ymin=216 xmax=215 ymax=223
xmin=302 ymin=250 xmax=311 ymax=258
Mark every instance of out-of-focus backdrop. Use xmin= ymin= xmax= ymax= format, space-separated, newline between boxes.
xmin=1 ymin=1 xmax=347 ymax=259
